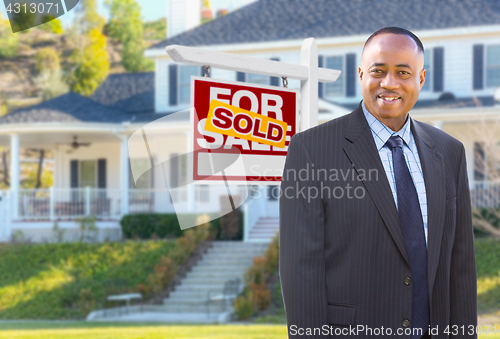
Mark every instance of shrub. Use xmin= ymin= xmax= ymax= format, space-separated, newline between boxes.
xmin=234 ymin=293 xmax=254 ymax=320
xmin=120 ymin=213 xmax=236 ymax=240
xmin=34 ymin=48 xmax=60 ymax=74
xmin=120 ymin=214 xmax=184 ymax=239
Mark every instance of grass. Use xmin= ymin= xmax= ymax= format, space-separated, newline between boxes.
xmin=0 ymin=241 xmax=175 ymax=319
xmin=0 ymin=322 xmax=498 ymax=339
xmin=0 ymin=322 xmax=288 ymax=339
xmin=476 ymin=238 xmax=500 ymax=315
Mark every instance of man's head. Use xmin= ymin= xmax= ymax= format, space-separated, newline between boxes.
xmin=359 ymin=27 xmax=426 ymax=131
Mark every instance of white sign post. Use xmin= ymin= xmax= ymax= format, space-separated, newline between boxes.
xmin=165 ymin=38 xmax=341 ymax=132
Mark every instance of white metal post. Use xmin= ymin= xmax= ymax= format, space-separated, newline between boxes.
xmin=10 ymin=134 xmax=19 ymax=220
xmin=121 ymin=135 xmax=130 ymax=216
xmin=85 ymin=186 xmax=91 ymax=215
xmin=300 ymin=38 xmax=319 ymax=131
xmin=49 ymin=186 xmax=55 ymax=221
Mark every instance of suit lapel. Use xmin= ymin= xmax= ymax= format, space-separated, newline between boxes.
xmin=410 ymin=119 xmax=446 ymax=300
xmin=343 ymin=104 xmax=410 ymax=266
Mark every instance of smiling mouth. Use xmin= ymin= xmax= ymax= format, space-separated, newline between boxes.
xmin=378 ymin=95 xmax=401 ymax=103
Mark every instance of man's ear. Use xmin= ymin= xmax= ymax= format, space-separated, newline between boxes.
xmin=358 ymin=66 xmax=363 ymax=82
xmin=419 ymin=68 xmax=427 ymax=90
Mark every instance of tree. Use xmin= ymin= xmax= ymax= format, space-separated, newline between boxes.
xmin=35 ymin=47 xmax=61 ymax=74
xmin=106 ymin=0 xmax=153 ymax=72
xmin=34 ymin=69 xmax=69 ymax=100
xmin=71 ymin=28 xmax=110 ymax=96
xmin=38 ymin=17 xmax=64 ymax=34
xmin=69 ymin=0 xmax=109 ymax=96
xmin=0 ymin=12 xmax=19 ymax=58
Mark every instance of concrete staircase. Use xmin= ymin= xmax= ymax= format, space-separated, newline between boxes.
xmin=161 ymin=241 xmax=269 ymax=315
xmin=247 ymin=216 xmax=279 ymax=242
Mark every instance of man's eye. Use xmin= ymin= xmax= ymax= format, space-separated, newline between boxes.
xmin=400 ymin=71 xmax=410 ymax=75
xmin=371 ymin=69 xmax=382 ymax=73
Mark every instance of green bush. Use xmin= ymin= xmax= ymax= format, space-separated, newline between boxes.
xmin=473 ymin=207 xmax=500 ymax=237
xmin=120 ymin=212 xmax=243 ymax=240
xmin=120 ymin=213 xmax=184 ymax=239
xmin=234 ymin=292 xmax=255 ymax=320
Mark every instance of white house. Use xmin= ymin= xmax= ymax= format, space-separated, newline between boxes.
xmin=1 ymin=0 xmax=499 ymax=242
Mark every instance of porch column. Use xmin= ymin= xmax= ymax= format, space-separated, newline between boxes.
xmin=10 ymin=134 xmax=19 ymax=219
xmin=120 ymin=135 xmax=129 ymax=215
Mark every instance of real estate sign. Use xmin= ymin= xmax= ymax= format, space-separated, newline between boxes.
xmin=191 ymin=76 xmax=298 ymax=183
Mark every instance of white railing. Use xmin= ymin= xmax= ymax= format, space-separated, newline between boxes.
xmin=10 ymin=184 xmax=256 ymax=222
xmin=17 ymin=188 xmax=121 ymax=221
xmin=470 ymin=181 xmax=500 ymax=208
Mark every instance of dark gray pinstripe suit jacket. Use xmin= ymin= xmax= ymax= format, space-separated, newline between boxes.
xmin=279 ymin=103 xmax=477 ymax=338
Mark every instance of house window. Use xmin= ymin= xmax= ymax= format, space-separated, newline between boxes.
xmin=179 ymin=65 xmax=199 ymax=105
xmin=421 ymin=49 xmax=432 ymax=91
xmin=246 ymin=73 xmax=269 ymax=85
xmin=324 ymin=56 xmax=344 ymax=97
xmin=486 ymin=45 xmax=500 ymax=88
xmin=80 ymin=160 xmax=97 ymax=188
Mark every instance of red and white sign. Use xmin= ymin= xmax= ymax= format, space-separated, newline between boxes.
xmin=191 ymin=76 xmax=298 ymax=183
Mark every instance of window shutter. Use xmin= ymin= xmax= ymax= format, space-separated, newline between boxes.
xmin=433 ymin=47 xmax=444 ymax=92
xmin=473 ymin=44 xmax=484 ymax=90
xmin=70 ymin=160 xmax=78 ymax=188
xmin=97 ymin=159 xmax=106 ymax=188
xmin=169 ymin=64 xmax=178 ymax=106
xmin=270 ymin=57 xmax=280 ymax=86
xmin=346 ymin=53 xmax=356 ymax=97
xmin=237 ymin=72 xmax=246 ymax=82
xmin=318 ymin=55 xmax=324 ymax=98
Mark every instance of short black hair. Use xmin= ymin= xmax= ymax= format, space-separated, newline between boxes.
xmin=363 ymin=27 xmax=424 ymax=54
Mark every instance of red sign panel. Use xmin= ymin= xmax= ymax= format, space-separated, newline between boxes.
xmin=191 ymin=76 xmax=298 ymax=183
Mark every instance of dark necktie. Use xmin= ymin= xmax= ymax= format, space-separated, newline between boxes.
xmin=385 ymin=135 xmax=429 ymax=339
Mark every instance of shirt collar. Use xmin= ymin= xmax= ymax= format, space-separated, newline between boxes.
xmin=361 ymin=101 xmax=412 ymax=151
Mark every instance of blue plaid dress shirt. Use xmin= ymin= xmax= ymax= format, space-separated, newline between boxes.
xmin=361 ymin=101 xmax=428 ymax=246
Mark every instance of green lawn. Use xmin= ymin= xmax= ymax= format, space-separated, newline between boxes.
xmin=0 ymin=322 xmax=288 ymax=339
xmin=0 ymin=322 xmax=498 ymax=339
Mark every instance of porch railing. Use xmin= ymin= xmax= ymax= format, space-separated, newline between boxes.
xmin=470 ymin=181 xmax=500 ymax=208
xmin=17 ymin=188 xmax=121 ymax=221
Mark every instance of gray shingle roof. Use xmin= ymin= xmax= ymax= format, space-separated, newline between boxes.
xmin=0 ymin=92 xmax=130 ymax=124
xmin=90 ymin=72 xmax=154 ymax=114
xmin=148 ymin=0 xmax=500 ymax=50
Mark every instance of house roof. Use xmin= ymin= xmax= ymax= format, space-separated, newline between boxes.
xmin=0 ymin=92 xmax=134 ymax=125
xmin=91 ymin=72 xmax=155 ymax=114
xmin=148 ymin=0 xmax=500 ymax=50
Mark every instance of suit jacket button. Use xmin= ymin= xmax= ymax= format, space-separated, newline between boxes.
xmin=404 ymin=276 xmax=411 ymax=286
xmin=402 ymin=319 xmax=410 ymax=328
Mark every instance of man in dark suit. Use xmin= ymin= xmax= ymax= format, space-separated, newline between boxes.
xmin=279 ymin=27 xmax=477 ymax=338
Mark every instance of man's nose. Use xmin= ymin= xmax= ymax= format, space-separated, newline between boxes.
xmin=380 ymin=72 xmax=399 ymax=90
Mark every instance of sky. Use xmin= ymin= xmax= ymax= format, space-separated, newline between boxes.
xmin=1 ymin=0 xmax=258 ymax=28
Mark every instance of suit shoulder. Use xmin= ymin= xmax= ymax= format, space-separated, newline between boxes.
xmin=414 ymin=120 xmax=465 ymax=159
xmin=292 ymin=113 xmax=350 ymax=146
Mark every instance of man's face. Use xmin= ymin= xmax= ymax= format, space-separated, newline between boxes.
xmin=359 ymin=33 xmax=426 ymax=131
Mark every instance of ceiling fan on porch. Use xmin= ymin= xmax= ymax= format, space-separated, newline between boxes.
xmin=66 ymin=136 xmax=91 ymax=154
